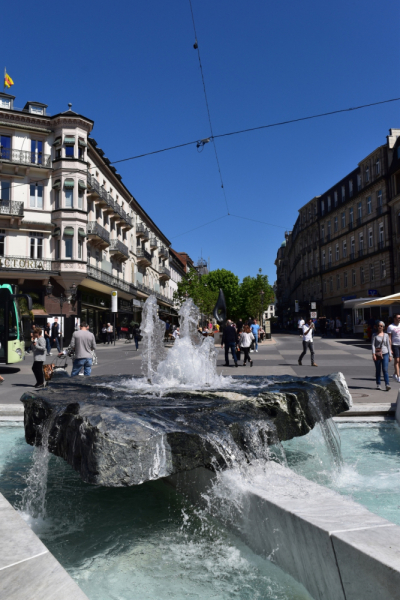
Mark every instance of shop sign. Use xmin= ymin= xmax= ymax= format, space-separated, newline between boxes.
xmin=0 ymin=257 xmax=51 ymax=270
xmin=310 ymin=302 xmax=316 ymax=310
xmin=310 ymin=311 xmax=317 ymax=319
xmin=111 ymin=291 xmax=118 ymax=313
xmin=132 ymin=299 xmax=142 ymax=308
xmin=119 ymin=298 xmax=132 ymax=313
xmin=368 ymin=289 xmax=379 ymax=296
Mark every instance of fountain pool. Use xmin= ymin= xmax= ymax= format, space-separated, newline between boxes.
xmin=283 ymin=420 xmax=400 ymax=526
xmin=0 ymin=423 xmax=312 ymax=600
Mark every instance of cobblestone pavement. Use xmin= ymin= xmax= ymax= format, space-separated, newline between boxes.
xmin=0 ymin=334 xmax=396 ymax=406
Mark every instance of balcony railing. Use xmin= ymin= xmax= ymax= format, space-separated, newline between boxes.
xmin=358 ymin=248 xmax=364 ymax=258
xmin=109 ymin=238 xmax=129 ymax=258
xmin=159 ymin=266 xmax=171 ymax=279
xmin=348 ymin=221 xmax=354 ymax=231
xmin=150 ymin=237 xmax=158 ymax=248
xmin=356 ymin=217 xmax=362 ymax=227
xmin=87 ymin=221 xmax=110 ymax=245
xmin=87 ymin=265 xmax=130 ymax=292
xmin=0 ymin=201 xmax=24 ymax=217
xmin=0 ymin=148 xmax=51 ymax=168
xmin=137 ymin=248 xmax=152 ymax=263
xmin=87 ymin=174 xmax=132 ymax=227
xmin=159 ymin=246 xmax=169 ymax=259
xmin=136 ymin=223 xmax=149 ymax=239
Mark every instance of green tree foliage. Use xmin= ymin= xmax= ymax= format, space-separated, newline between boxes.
xmin=239 ymin=270 xmax=274 ymax=322
xmin=17 ymin=292 xmax=44 ymax=320
xmin=173 ymin=267 xmax=218 ymax=316
xmin=174 ymin=266 xmax=274 ymax=321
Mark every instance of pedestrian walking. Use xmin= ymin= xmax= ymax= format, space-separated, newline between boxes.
xmin=372 ymin=322 xmax=392 ymax=391
xmin=239 ymin=325 xmax=254 ymax=367
xmin=51 ymin=318 xmax=61 ymax=352
xmin=250 ymin=319 xmax=260 ymax=352
xmin=387 ymin=313 xmax=400 ymax=382
xmin=44 ymin=321 xmax=52 ymax=355
xmin=329 ymin=319 xmax=335 ymax=337
xmin=132 ymin=324 xmax=140 ymax=350
xmin=297 ymin=316 xmax=305 ymax=333
xmin=70 ymin=321 xmax=97 ymax=377
xmin=236 ymin=319 xmax=243 ymax=333
xmin=298 ymin=318 xmax=318 ymax=367
xmin=221 ymin=320 xmax=239 ymax=367
xmin=335 ymin=316 xmax=342 ymax=338
xmin=106 ymin=322 xmax=113 ymax=344
xmin=31 ymin=327 xmax=46 ymax=388
xmin=172 ymin=327 xmax=180 ymax=340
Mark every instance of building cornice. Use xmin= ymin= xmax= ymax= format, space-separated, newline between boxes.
xmin=0 ymin=119 xmax=52 ymax=134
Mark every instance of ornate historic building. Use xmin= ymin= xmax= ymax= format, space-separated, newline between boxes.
xmin=0 ymin=92 xmax=190 ymax=340
xmin=275 ymin=129 xmax=400 ymax=326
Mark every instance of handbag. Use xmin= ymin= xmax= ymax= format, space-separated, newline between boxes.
xmin=374 ymin=337 xmax=384 ymax=359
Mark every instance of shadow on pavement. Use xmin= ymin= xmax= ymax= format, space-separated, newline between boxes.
xmin=0 ymin=368 xmax=21 ymax=374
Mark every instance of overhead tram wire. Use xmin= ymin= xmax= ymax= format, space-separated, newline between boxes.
xmin=188 ymin=0 xmax=230 ymax=215
xmin=6 ymin=95 xmax=400 ymax=194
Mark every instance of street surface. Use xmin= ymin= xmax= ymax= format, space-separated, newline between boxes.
xmin=0 ymin=333 xmax=394 ymax=406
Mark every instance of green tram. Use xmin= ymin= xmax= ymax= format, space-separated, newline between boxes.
xmin=0 ymin=284 xmax=32 ymax=364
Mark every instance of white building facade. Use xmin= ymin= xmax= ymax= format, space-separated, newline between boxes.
xmin=0 ymin=92 xmax=178 ymax=340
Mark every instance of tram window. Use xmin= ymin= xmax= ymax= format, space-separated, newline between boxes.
xmin=8 ymin=306 xmax=17 ymax=340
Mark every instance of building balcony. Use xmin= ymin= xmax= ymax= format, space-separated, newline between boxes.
xmin=348 ymin=222 xmax=354 ymax=231
xmin=150 ymin=237 xmax=158 ymax=249
xmin=109 ymin=238 xmax=129 ymax=261
xmin=358 ymin=248 xmax=365 ymax=258
xmin=87 ymin=264 xmax=131 ymax=293
xmin=87 ymin=221 xmax=110 ymax=248
xmin=159 ymin=246 xmax=169 ymax=260
xmin=356 ymin=217 xmax=362 ymax=227
xmin=136 ymin=223 xmax=149 ymax=239
xmin=377 ymin=205 xmax=383 ymax=216
xmin=0 ymin=201 xmax=24 ymax=220
xmin=0 ymin=148 xmax=51 ymax=169
xmin=136 ymin=248 xmax=152 ymax=266
xmin=87 ymin=174 xmax=132 ymax=228
xmin=378 ymin=240 xmax=385 ymax=250
xmin=159 ymin=266 xmax=171 ymax=280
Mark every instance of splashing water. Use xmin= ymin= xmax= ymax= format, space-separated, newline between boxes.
xmin=141 ymin=295 xmax=167 ymax=382
xmin=20 ymin=416 xmax=54 ymax=520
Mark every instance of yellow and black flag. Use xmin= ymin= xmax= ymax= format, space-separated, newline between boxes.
xmin=4 ymin=70 xmax=14 ymax=90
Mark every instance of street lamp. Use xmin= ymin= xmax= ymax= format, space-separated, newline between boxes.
xmin=45 ymin=280 xmax=78 ymax=350
xmin=260 ymin=290 xmax=265 ymax=327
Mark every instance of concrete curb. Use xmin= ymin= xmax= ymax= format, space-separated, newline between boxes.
xmin=169 ymin=464 xmax=400 ymax=600
xmin=0 ymin=492 xmax=89 ymax=600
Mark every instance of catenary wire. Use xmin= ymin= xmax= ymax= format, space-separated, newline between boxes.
xmin=188 ymin=0 xmax=230 ymax=214
xmin=8 ymin=95 xmax=400 ymax=193
xmin=170 ymin=214 xmax=229 ymax=239
xmin=228 ymin=213 xmax=286 ymax=229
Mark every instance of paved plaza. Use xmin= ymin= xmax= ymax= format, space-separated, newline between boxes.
xmin=0 ymin=333 xmax=396 ymax=407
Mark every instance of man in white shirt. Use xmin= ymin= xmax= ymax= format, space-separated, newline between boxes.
xmin=298 ymin=318 xmax=318 ymax=367
xmin=172 ymin=327 xmax=180 ymax=340
xmin=387 ymin=314 xmax=400 ymax=381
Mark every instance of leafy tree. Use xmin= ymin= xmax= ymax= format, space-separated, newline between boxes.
xmin=201 ymin=269 xmax=240 ymax=319
xmin=17 ymin=292 xmax=44 ymax=320
xmin=239 ymin=269 xmax=274 ymax=322
xmin=173 ymin=267 xmax=218 ymax=317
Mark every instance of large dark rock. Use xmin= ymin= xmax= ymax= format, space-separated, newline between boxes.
xmin=20 ymin=373 xmax=351 ymax=487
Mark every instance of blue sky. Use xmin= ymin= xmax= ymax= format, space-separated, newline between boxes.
xmin=3 ymin=0 xmax=399 ymax=284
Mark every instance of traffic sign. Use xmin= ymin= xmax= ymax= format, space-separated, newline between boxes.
xmin=310 ymin=311 xmax=317 ymax=319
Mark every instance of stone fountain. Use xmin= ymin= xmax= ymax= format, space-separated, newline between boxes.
xmin=20 ymin=296 xmax=352 ymax=487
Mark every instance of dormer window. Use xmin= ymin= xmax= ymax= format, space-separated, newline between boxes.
xmin=365 ymin=166 xmax=370 ymax=183
xmin=0 ymin=98 xmax=10 ymax=109
xmin=375 ymin=159 xmax=380 ymax=175
xmin=24 ymin=101 xmax=47 ymax=115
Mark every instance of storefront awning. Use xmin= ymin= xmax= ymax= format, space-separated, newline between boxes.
xmin=78 ymin=179 xmax=87 ymax=190
xmin=52 ymin=179 xmax=61 ymax=189
xmin=64 ymin=227 xmax=74 ymax=236
xmin=52 ymin=227 xmax=61 ymax=237
xmin=53 ymin=136 xmax=61 ymax=146
xmin=357 ymin=293 xmax=400 ymax=307
xmin=78 ymin=137 xmax=87 ymax=147
xmin=64 ymin=136 xmax=75 ymax=144
xmin=78 ymin=228 xmax=86 ymax=238
xmin=64 ymin=179 xmax=74 ymax=188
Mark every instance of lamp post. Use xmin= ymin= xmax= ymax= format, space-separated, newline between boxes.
xmin=45 ymin=280 xmax=77 ymax=351
xmin=259 ymin=290 xmax=265 ymax=328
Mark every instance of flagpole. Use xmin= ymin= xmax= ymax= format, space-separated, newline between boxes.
xmin=3 ymin=68 xmax=5 ymax=92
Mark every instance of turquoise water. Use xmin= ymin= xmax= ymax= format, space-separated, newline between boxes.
xmin=0 ymin=424 xmax=311 ymax=600
xmin=283 ymin=421 xmax=400 ymax=526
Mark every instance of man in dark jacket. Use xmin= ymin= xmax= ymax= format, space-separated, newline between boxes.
xmin=221 ymin=320 xmax=238 ymax=367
